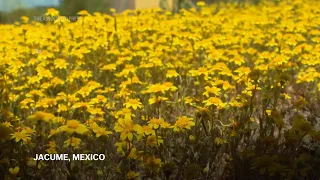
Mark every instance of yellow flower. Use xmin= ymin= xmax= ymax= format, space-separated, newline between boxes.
xmin=189 ymin=135 xmax=195 ymax=143
xmin=19 ymin=98 xmax=35 ymax=109
xmin=197 ymin=1 xmax=206 ymax=7
xmin=57 ymin=120 xmax=89 ymax=135
xmin=183 ymin=96 xmax=194 ymax=105
xmin=48 ymin=129 xmax=57 ymax=138
xmin=148 ymin=96 xmax=168 ymax=105
xmin=58 ymin=104 xmax=68 ymax=112
xmin=166 ymin=69 xmax=179 ymax=78
xmin=110 ymin=8 xmax=116 ymax=13
xmin=266 ymin=110 xmax=272 ymax=116
xmin=144 ymin=83 xmax=167 ymax=94
xmin=203 ymin=86 xmax=221 ymax=97
xmin=100 ymin=63 xmax=117 ymax=71
xmin=148 ymin=118 xmax=168 ymax=129
xmin=126 ymin=171 xmax=139 ymax=179
xmin=282 ymin=93 xmax=291 ymax=100
xmin=113 ymin=108 xmax=134 ymax=119
xmin=203 ymin=97 xmax=226 ymax=109
xmin=163 ymin=82 xmax=178 ymax=91
xmin=135 ymin=125 xmax=155 ymax=136
xmin=128 ymin=148 xmax=143 ymax=160
xmin=72 ymin=102 xmax=92 ymax=109
xmin=51 ymin=77 xmax=65 ymax=87
xmin=131 ymin=76 xmax=142 ymax=84
xmin=20 ymin=16 xmax=29 ymax=23
xmin=46 ymin=147 xmax=57 ymax=154
xmin=115 ymin=141 xmax=130 ymax=154
xmin=146 ymin=135 xmax=163 ymax=146
xmin=215 ymin=137 xmax=227 ymax=145
xmin=90 ymin=95 xmax=108 ymax=104
xmin=23 ymin=127 xmax=36 ymax=135
xmin=2 ymin=121 xmax=13 ymax=128
xmin=91 ymin=124 xmax=112 ymax=138
xmin=124 ymin=98 xmax=143 ymax=110
xmin=37 ymin=67 xmax=53 ymax=78
xmin=36 ymin=98 xmax=57 ymax=108
xmin=26 ymin=158 xmax=37 ymax=167
xmin=0 ymin=124 xmax=13 ymax=141
xmin=77 ymin=10 xmax=90 ymax=16
xmin=87 ymin=107 xmax=105 ymax=115
xmin=48 ymin=141 xmax=56 ymax=148
xmin=54 ymin=59 xmax=69 ymax=69
xmin=9 ymin=166 xmax=19 ymax=176
xmin=27 ymin=111 xmax=56 ymax=123
xmin=11 ymin=130 xmax=31 ymax=143
xmin=144 ymin=156 xmax=161 ymax=171
xmin=114 ymin=115 xmax=140 ymax=141
xmin=45 ymin=8 xmax=59 ymax=16
xmin=173 ymin=116 xmax=195 ymax=132
xmin=189 ymin=67 xmax=210 ymax=77
xmin=64 ymin=137 xmax=81 ymax=149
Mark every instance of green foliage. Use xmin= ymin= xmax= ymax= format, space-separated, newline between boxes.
xmin=59 ymin=0 xmax=113 ymax=16
xmin=0 ymin=7 xmax=48 ymax=23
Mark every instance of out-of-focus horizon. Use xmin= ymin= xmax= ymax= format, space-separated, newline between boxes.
xmin=0 ymin=0 xmax=261 ymax=23
xmin=2 ymin=0 xmax=190 ymax=12
xmin=0 ymin=0 xmax=59 ymax=11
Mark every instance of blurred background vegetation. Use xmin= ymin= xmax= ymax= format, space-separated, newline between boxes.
xmin=0 ymin=0 xmax=269 ymax=23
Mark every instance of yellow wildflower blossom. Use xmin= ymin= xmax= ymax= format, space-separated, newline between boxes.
xmin=64 ymin=137 xmax=81 ymax=149
xmin=114 ymin=115 xmax=140 ymax=141
xmin=11 ymin=130 xmax=31 ymax=143
xmin=56 ymin=120 xmax=89 ymax=135
xmin=173 ymin=116 xmax=195 ymax=132
xmin=124 ymin=98 xmax=143 ymax=110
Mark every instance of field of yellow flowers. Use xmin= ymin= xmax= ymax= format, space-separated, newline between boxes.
xmin=1 ymin=0 xmax=320 ymax=179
